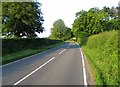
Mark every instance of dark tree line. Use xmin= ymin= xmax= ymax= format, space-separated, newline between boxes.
xmin=2 ymin=2 xmax=44 ymax=38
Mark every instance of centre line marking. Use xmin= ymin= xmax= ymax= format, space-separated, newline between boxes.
xmin=13 ymin=57 xmax=55 ymax=85
xmin=59 ymin=49 xmax=66 ymax=54
xmin=67 ymin=46 xmax=70 ymax=48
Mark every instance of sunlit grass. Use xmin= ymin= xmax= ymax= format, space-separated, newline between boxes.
xmin=80 ymin=30 xmax=118 ymax=85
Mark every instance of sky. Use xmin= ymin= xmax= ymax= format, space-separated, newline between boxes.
xmin=37 ymin=0 xmax=119 ymax=38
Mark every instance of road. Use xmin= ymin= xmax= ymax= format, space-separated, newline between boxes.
xmin=2 ymin=42 xmax=87 ymax=85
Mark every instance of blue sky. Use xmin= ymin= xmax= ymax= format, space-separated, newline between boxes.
xmin=37 ymin=0 xmax=119 ymax=38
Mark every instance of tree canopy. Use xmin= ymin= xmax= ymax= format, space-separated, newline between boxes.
xmin=50 ymin=19 xmax=72 ymax=40
xmin=72 ymin=7 xmax=119 ymax=38
xmin=2 ymin=2 xmax=44 ymax=38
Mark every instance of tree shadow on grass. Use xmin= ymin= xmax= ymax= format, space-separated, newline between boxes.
xmin=79 ymin=37 xmax=89 ymax=47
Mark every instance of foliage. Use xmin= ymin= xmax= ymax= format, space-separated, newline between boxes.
xmin=2 ymin=42 xmax=64 ymax=65
xmin=81 ymin=30 xmax=118 ymax=85
xmin=74 ymin=6 xmax=119 ymax=85
xmin=2 ymin=2 xmax=44 ymax=38
xmin=72 ymin=7 xmax=119 ymax=38
xmin=2 ymin=38 xmax=62 ymax=56
xmin=51 ymin=19 xmax=72 ymax=40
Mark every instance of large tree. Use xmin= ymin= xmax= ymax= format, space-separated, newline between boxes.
xmin=51 ymin=19 xmax=71 ymax=40
xmin=72 ymin=7 xmax=119 ymax=38
xmin=2 ymin=2 xmax=44 ymax=38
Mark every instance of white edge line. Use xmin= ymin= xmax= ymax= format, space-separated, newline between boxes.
xmin=1 ymin=43 xmax=67 ymax=67
xmin=13 ymin=57 xmax=55 ymax=85
xmin=80 ymin=48 xmax=87 ymax=85
xmin=76 ymin=43 xmax=87 ymax=86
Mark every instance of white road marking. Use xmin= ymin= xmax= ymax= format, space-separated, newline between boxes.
xmin=83 ymin=67 xmax=87 ymax=86
xmin=13 ymin=57 xmax=55 ymax=85
xmin=1 ymin=43 xmax=66 ymax=67
xmin=82 ymin=59 xmax=85 ymax=68
xmin=59 ymin=49 xmax=66 ymax=54
xmin=80 ymin=48 xmax=87 ymax=86
xmin=67 ymin=46 xmax=69 ymax=48
xmin=76 ymin=43 xmax=87 ymax=86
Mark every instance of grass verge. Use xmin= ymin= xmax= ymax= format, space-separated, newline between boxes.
xmin=2 ymin=42 xmax=65 ymax=65
xmin=80 ymin=30 xmax=118 ymax=85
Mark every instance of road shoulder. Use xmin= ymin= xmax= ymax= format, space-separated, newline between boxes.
xmin=81 ymin=48 xmax=96 ymax=85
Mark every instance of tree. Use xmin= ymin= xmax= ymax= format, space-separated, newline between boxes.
xmin=62 ymin=27 xmax=72 ymax=40
xmin=51 ymin=19 xmax=71 ymax=40
xmin=72 ymin=7 xmax=119 ymax=38
xmin=103 ymin=6 xmax=118 ymax=19
xmin=2 ymin=2 xmax=44 ymax=38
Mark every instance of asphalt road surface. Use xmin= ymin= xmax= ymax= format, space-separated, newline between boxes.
xmin=2 ymin=42 xmax=87 ymax=85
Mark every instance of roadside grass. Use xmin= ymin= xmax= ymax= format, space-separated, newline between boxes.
xmin=80 ymin=30 xmax=118 ymax=85
xmin=2 ymin=42 xmax=65 ymax=65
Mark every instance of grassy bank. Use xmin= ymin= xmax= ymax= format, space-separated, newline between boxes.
xmin=80 ymin=30 xmax=118 ymax=85
xmin=2 ymin=38 xmax=62 ymax=56
xmin=2 ymin=42 xmax=64 ymax=65
xmin=2 ymin=38 xmax=64 ymax=65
